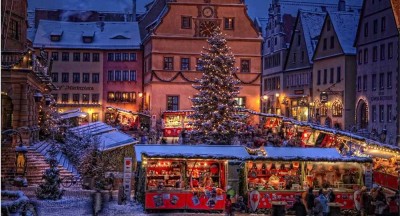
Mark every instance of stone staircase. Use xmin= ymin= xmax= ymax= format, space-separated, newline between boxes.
xmin=1 ymin=142 xmax=17 ymax=182
xmin=26 ymin=141 xmax=80 ymax=188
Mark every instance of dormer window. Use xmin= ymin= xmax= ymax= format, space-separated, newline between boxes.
xmin=50 ymin=30 xmax=63 ymax=42
xmin=82 ymin=31 xmax=95 ymax=43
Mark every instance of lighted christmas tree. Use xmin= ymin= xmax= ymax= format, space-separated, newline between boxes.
xmin=190 ymin=28 xmax=246 ymax=145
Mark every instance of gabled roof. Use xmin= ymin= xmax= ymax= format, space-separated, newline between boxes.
xmin=300 ymin=10 xmax=327 ymax=62
xmin=329 ymin=11 xmax=359 ymax=55
xmin=33 ymin=20 xmax=141 ymax=49
xmin=276 ymin=0 xmax=362 ymax=17
xmin=391 ymin=0 xmax=400 ymax=29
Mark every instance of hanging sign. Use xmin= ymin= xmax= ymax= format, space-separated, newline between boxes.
xmin=320 ymin=92 xmax=328 ymax=103
xmin=364 ymin=168 xmax=373 ymax=189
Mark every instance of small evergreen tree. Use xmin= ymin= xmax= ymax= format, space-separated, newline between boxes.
xmin=190 ymin=28 xmax=247 ymax=144
xmin=36 ymin=144 xmax=63 ymax=200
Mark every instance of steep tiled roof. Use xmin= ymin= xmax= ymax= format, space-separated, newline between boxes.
xmin=329 ymin=11 xmax=360 ymax=55
xmin=300 ymin=10 xmax=326 ymax=62
xmin=278 ymin=0 xmax=362 ymax=16
xmin=33 ymin=20 xmax=141 ymax=49
xmin=391 ymin=0 xmax=400 ymax=29
xmin=28 ymin=0 xmax=134 ymax=13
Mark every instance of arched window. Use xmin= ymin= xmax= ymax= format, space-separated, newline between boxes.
xmin=332 ymin=101 xmax=343 ymax=117
xmin=320 ymin=104 xmax=328 ymax=116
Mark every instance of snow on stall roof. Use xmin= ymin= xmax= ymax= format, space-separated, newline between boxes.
xmin=300 ymin=10 xmax=326 ymax=62
xmin=28 ymin=0 xmax=134 ymax=13
xmin=59 ymin=111 xmax=87 ymax=120
xmin=329 ymin=11 xmax=359 ymax=55
xmin=134 ymin=144 xmax=249 ymax=162
xmin=33 ymin=20 xmax=141 ymax=49
xmin=277 ymin=0 xmax=362 ymax=17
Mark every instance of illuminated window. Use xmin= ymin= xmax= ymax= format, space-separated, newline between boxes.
xmin=92 ymin=113 xmax=99 ymax=122
xmin=82 ymin=94 xmax=89 ymax=103
xmin=167 ymin=96 xmax=179 ymax=110
xmin=234 ymin=97 xmax=246 ymax=108
xmin=107 ymin=92 xmax=115 ymax=102
xmin=332 ymin=101 xmax=343 ymax=117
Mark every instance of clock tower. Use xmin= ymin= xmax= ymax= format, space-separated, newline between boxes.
xmin=196 ymin=5 xmax=219 ymax=37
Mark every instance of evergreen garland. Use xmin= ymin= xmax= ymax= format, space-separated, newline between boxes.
xmin=189 ymin=28 xmax=247 ymax=145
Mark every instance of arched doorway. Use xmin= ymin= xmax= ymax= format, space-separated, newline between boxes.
xmin=1 ymin=94 xmax=13 ymax=130
xmin=356 ymin=99 xmax=368 ymax=129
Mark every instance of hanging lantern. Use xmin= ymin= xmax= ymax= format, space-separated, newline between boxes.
xmin=45 ymin=96 xmax=52 ymax=106
xmin=34 ymin=92 xmax=43 ymax=102
xmin=15 ymin=143 xmax=28 ymax=176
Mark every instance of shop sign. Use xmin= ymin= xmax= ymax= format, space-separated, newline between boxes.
xmin=294 ymin=90 xmax=304 ymax=95
xmin=57 ymin=85 xmax=95 ymax=91
xmin=364 ymin=169 xmax=372 ymax=189
xmin=123 ymin=157 xmax=133 ymax=200
xmin=370 ymin=95 xmax=393 ymax=101
xmin=320 ymin=92 xmax=328 ymax=103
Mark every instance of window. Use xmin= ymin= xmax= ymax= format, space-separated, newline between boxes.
xmin=379 ymin=105 xmax=384 ymax=122
xmin=372 ymin=74 xmax=377 ymax=90
xmin=181 ymin=58 xmax=190 ymax=70
xmin=293 ymin=53 xmax=296 ymax=63
xmin=373 ymin=19 xmax=378 ymax=34
xmin=130 ymin=53 xmax=137 ymax=61
xmin=332 ymin=101 xmax=343 ymax=117
xmin=381 ymin=17 xmax=386 ymax=32
xmin=92 ymin=113 xmax=99 ymax=122
xmin=123 ymin=53 xmax=129 ymax=61
xmin=82 ymin=73 xmax=90 ymax=83
xmin=167 ymin=96 xmax=179 ymax=110
xmin=164 ymin=57 xmax=173 ymax=70
xmin=130 ymin=70 xmax=136 ymax=81
xmin=115 ymin=70 xmax=121 ymax=81
xmin=92 ymin=94 xmax=99 ymax=103
xmin=330 ymin=68 xmax=334 ymax=83
xmin=241 ymin=59 xmax=250 ymax=73
xmin=128 ymin=92 xmax=136 ymax=103
xmin=387 ymin=72 xmax=392 ymax=88
xmin=73 ymin=52 xmax=80 ymax=61
xmin=379 ymin=73 xmax=384 ymax=90
xmin=372 ymin=105 xmax=376 ymax=122
xmin=62 ymin=52 xmax=69 ymax=61
xmin=107 ymin=53 xmax=114 ymax=61
xmin=327 ymin=20 xmax=331 ymax=31
xmin=364 ymin=22 xmax=368 ymax=37
xmin=363 ymin=75 xmax=367 ymax=91
xmin=387 ymin=105 xmax=392 ymax=122
xmin=320 ymin=104 xmax=328 ymax=116
xmin=52 ymin=94 xmax=58 ymax=103
xmin=108 ymin=70 xmax=114 ymax=81
xmin=83 ymin=53 xmax=90 ymax=62
xmin=62 ymin=73 xmax=69 ymax=83
xmin=72 ymin=94 xmax=80 ymax=104
xmin=330 ymin=36 xmax=334 ymax=49
xmin=122 ymin=92 xmax=129 ymax=102
xmin=82 ymin=94 xmax=89 ymax=103
xmin=224 ymin=17 xmax=235 ymax=30
xmin=122 ymin=70 xmax=129 ymax=81
xmin=388 ymin=42 xmax=393 ymax=59
xmin=336 ymin=67 xmax=341 ymax=82
xmin=364 ymin=48 xmax=368 ymax=63
xmin=92 ymin=53 xmax=100 ymax=62
xmin=297 ymin=35 xmax=301 ymax=46
xmin=380 ymin=44 xmax=385 ymax=60
xmin=317 ymin=70 xmax=321 ymax=85
xmin=373 ymin=46 xmax=377 ymax=61
xmin=9 ymin=19 xmax=19 ymax=40
xmin=62 ymin=94 xmax=69 ymax=103
xmin=358 ymin=50 xmax=362 ymax=64
xmin=323 ymin=69 xmax=327 ymax=84
xmin=323 ymin=38 xmax=327 ymax=50
xmin=181 ymin=16 xmax=192 ymax=29
xmin=107 ymin=92 xmax=115 ymax=102
xmin=72 ymin=73 xmax=80 ymax=83
xmin=234 ymin=97 xmax=246 ymax=108
xmin=301 ymin=51 xmax=304 ymax=62
xmin=357 ymin=76 xmax=362 ymax=91
xmin=115 ymin=53 xmax=121 ymax=61
xmin=51 ymin=73 xmax=58 ymax=82
xmin=92 ymin=73 xmax=99 ymax=83
xmin=196 ymin=58 xmax=203 ymax=71
xmin=51 ymin=52 xmax=59 ymax=61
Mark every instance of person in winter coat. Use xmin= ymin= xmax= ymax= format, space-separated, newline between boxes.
xmin=225 ymin=194 xmax=233 ymax=216
xmin=306 ymin=187 xmax=315 ymax=216
xmin=313 ymin=197 xmax=323 ymax=216
xmin=318 ymin=190 xmax=329 ymax=216
xmin=373 ymin=187 xmax=388 ymax=216
xmin=292 ymin=195 xmax=307 ymax=216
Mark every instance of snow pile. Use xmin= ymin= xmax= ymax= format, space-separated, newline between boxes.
xmin=33 ymin=196 xmax=92 ymax=216
xmin=99 ymin=200 xmax=146 ymax=216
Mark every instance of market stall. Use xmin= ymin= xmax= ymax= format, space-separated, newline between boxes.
xmin=244 ymin=147 xmax=372 ymax=212
xmin=162 ymin=110 xmax=193 ymax=137
xmin=134 ymin=145 xmax=248 ymax=212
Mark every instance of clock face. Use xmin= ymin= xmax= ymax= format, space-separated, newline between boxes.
xmin=202 ymin=7 xmax=213 ymax=18
xmin=199 ymin=21 xmax=218 ymax=37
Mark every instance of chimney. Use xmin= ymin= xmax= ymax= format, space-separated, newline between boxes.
xmin=338 ymin=0 xmax=346 ymax=11
xmin=132 ymin=0 xmax=136 ymax=21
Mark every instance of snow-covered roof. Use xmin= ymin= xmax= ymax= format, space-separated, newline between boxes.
xmin=278 ymin=0 xmax=362 ymax=16
xmin=28 ymin=0 xmax=134 ymax=13
xmin=134 ymin=144 xmax=249 ymax=162
xmin=329 ymin=11 xmax=359 ymax=55
xmin=33 ymin=20 xmax=141 ymax=49
xmin=256 ymin=147 xmax=371 ymax=162
xmin=69 ymin=122 xmax=137 ymax=151
xmin=59 ymin=109 xmax=88 ymax=120
xmin=300 ymin=10 xmax=326 ymax=62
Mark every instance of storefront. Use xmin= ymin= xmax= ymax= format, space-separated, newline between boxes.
xmin=134 ymin=145 xmax=248 ymax=212
xmin=105 ymin=106 xmax=150 ymax=131
xmin=162 ymin=110 xmax=193 ymax=137
xmin=244 ymin=147 xmax=372 ymax=211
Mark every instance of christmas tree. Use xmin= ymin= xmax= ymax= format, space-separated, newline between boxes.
xmin=190 ymin=28 xmax=247 ymax=145
xmin=36 ymin=144 xmax=63 ymax=200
